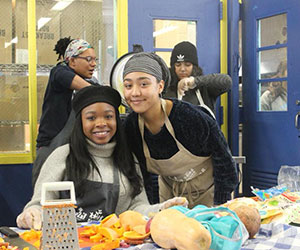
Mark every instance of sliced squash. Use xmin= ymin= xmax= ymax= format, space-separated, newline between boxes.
xmin=123 ymin=231 xmax=150 ymax=240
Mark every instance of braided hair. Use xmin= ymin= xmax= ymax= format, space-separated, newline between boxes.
xmin=53 ymin=36 xmax=73 ymax=61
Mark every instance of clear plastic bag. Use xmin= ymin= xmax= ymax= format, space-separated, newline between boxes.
xmin=277 ymin=165 xmax=300 ymax=192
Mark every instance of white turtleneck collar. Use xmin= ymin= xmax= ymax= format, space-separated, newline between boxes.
xmin=86 ymin=138 xmax=116 ymax=158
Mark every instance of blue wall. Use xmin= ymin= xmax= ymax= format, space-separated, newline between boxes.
xmin=0 ymin=164 xmax=33 ymax=226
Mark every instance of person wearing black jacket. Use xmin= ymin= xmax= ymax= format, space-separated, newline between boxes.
xmin=164 ymin=41 xmax=232 ymax=116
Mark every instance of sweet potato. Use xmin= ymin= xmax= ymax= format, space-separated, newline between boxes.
xmin=231 ymin=205 xmax=261 ymax=238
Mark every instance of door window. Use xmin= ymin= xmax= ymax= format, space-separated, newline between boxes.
xmin=0 ymin=0 xmax=114 ymax=157
xmin=257 ymin=14 xmax=287 ymax=111
xmin=153 ymin=19 xmax=196 ymax=67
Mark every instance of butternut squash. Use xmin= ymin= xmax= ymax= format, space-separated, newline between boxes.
xmin=150 ymin=209 xmax=211 ymax=250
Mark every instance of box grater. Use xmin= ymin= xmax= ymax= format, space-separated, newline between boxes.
xmin=41 ymin=181 xmax=79 ymax=250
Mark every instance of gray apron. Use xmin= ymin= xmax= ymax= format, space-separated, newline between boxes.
xmin=61 ymin=165 xmax=120 ymax=222
xmin=138 ymin=99 xmax=214 ymax=207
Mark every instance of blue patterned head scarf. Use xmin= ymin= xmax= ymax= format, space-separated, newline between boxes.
xmin=64 ymin=39 xmax=92 ymax=63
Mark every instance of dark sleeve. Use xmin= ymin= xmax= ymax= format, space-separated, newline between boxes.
xmin=52 ymin=65 xmax=76 ymax=91
xmin=194 ymin=73 xmax=232 ymax=98
xmin=168 ymin=101 xmax=237 ymax=205
xmin=208 ymin=121 xmax=238 ymax=205
xmin=123 ymin=113 xmax=155 ymax=204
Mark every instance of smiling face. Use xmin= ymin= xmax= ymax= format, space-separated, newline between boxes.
xmin=69 ymin=48 xmax=96 ymax=79
xmin=81 ymin=102 xmax=117 ymax=144
xmin=174 ymin=61 xmax=193 ymax=80
xmin=123 ymin=72 xmax=164 ymax=114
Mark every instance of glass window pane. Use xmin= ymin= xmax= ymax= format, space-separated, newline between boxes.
xmin=35 ymin=0 xmax=114 ymax=131
xmin=156 ymin=51 xmax=172 ymax=68
xmin=0 ymin=0 xmax=28 ymax=153
xmin=0 ymin=0 xmax=115 ymax=154
xmin=259 ymin=80 xmax=287 ymax=111
xmin=259 ymin=47 xmax=287 ymax=79
xmin=36 ymin=0 xmax=114 ymax=100
xmin=258 ymin=14 xmax=287 ymax=47
xmin=153 ymin=19 xmax=196 ymax=49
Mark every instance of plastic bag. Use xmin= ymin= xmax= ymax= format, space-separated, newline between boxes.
xmin=278 ymin=165 xmax=300 ymax=192
xmin=170 ymin=205 xmax=249 ymax=250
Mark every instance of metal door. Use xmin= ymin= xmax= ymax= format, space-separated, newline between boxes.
xmin=241 ymin=0 xmax=300 ymax=195
xmin=127 ymin=0 xmax=222 ymax=119
xmin=127 ymin=0 xmax=222 ymax=203
xmin=128 ymin=0 xmax=220 ymax=73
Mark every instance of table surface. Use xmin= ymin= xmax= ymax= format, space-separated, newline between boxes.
xmin=2 ymin=222 xmax=300 ymax=250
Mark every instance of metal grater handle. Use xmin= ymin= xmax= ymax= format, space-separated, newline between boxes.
xmin=41 ymin=181 xmax=76 ymax=206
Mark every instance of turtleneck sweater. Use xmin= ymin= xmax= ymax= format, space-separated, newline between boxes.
xmin=25 ymin=139 xmax=161 ymax=217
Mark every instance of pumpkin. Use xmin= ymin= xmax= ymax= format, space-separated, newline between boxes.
xmin=231 ymin=205 xmax=261 ymax=238
xmin=150 ymin=209 xmax=211 ymax=250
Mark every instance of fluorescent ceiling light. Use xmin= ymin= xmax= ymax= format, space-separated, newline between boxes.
xmin=5 ymin=37 xmax=18 ymax=48
xmin=153 ymin=26 xmax=178 ymax=37
xmin=38 ymin=17 xmax=51 ymax=30
xmin=51 ymin=1 xmax=73 ymax=11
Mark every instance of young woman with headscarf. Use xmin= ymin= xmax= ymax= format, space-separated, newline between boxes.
xmin=122 ymin=52 xmax=238 ymax=208
xmin=32 ymin=39 xmax=99 ymax=186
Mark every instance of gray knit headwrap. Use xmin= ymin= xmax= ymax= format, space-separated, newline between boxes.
xmin=123 ymin=52 xmax=163 ymax=82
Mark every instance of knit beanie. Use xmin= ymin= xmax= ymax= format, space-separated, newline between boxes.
xmin=72 ymin=85 xmax=121 ymax=116
xmin=170 ymin=41 xmax=198 ymax=66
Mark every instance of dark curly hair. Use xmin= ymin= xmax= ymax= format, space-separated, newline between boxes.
xmin=54 ymin=36 xmax=73 ymax=61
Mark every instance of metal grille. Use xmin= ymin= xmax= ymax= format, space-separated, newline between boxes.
xmin=0 ymin=0 xmax=114 ymax=154
xmin=42 ymin=205 xmax=79 ymax=250
xmin=41 ymin=182 xmax=79 ymax=250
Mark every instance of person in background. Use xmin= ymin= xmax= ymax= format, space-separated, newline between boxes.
xmin=261 ymin=60 xmax=287 ymax=111
xmin=122 ymin=52 xmax=238 ymax=208
xmin=32 ymin=38 xmax=99 ymax=187
xmin=17 ymin=85 xmax=187 ymax=229
xmin=164 ymin=41 xmax=232 ymax=116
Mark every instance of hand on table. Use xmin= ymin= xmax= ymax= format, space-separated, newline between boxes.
xmin=16 ymin=206 xmax=42 ymax=230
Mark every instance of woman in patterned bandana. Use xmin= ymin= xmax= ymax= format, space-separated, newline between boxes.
xmin=32 ymin=38 xmax=99 ymax=187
